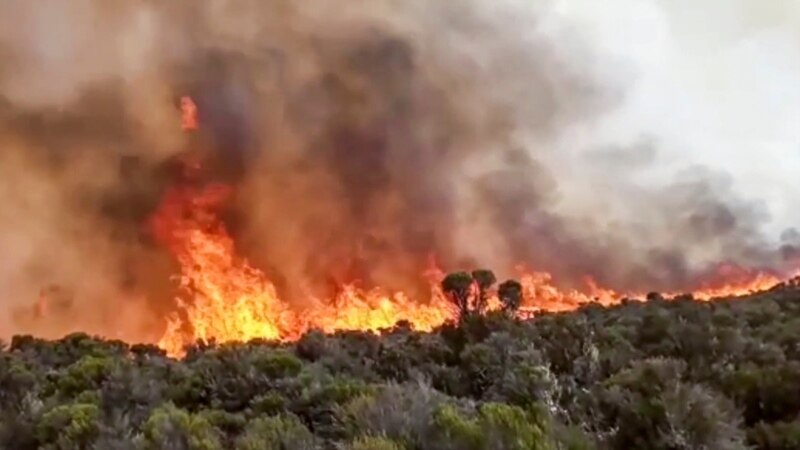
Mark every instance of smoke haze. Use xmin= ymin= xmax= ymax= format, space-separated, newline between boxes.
xmin=0 ymin=0 xmax=797 ymax=340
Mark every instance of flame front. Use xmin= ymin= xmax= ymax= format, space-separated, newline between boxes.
xmin=150 ymin=177 xmax=789 ymax=357
xmin=150 ymin=183 xmax=295 ymax=355
xmin=150 ymin=179 xmax=456 ymax=357
xmin=149 ymin=96 xmax=793 ymax=357
xmin=679 ymin=264 xmax=784 ymax=300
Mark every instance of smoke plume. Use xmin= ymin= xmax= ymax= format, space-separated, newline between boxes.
xmin=0 ymin=0 xmax=797 ymax=341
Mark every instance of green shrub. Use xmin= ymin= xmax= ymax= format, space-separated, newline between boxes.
xmin=234 ymin=414 xmax=316 ymax=450
xmin=432 ymin=404 xmax=482 ymax=450
xmin=478 ymin=403 xmax=551 ymax=450
xmin=57 ymin=355 xmax=117 ymax=397
xmin=248 ymin=392 xmax=288 ymax=417
xmin=140 ymin=403 xmax=222 ymax=450
xmin=346 ymin=435 xmax=406 ymax=450
xmin=37 ymin=402 xmax=100 ymax=450
xmin=600 ymin=359 xmax=746 ymax=450
xmin=339 ymin=382 xmax=450 ymax=448
xmin=748 ymin=420 xmax=800 ymax=450
xmin=251 ymin=350 xmax=304 ymax=379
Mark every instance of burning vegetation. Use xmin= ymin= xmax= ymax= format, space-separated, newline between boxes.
xmin=2 ymin=2 xmax=800 ymax=449
xmin=127 ymin=96 xmax=792 ymax=357
xmin=0 ymin=1 xmax=798 ymax=356
xmin=3 ymin=272 xmax=800 ymax=450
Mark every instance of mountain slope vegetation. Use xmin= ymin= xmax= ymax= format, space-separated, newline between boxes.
xmin=2 ymin=278 xmax=800 ymax=450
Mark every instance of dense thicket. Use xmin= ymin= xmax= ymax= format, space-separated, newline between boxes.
xmin=2 ymin=277 xmax=800 ymax=450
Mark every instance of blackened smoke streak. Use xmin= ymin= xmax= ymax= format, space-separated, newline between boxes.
xmin=0 ymin=0 xmax=795 ymax=339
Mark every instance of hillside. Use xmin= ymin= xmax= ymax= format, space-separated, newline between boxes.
xmin=2 ymin=281 xmax=800 ymax=450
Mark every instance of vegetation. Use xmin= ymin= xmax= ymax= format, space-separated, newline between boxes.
xmin=1 ymin=271 xmax=799 ymax=449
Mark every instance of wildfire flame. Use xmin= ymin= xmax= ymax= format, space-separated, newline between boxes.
xmin=148 ymin=96 xmax=795 ymax=357
xmin=180 ymin=96 xmax=198 ymax=131
xmin=149 ymin=180 xmax=454 ymax=356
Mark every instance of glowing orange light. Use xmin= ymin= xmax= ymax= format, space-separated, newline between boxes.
xmin=180 ymin=96 xmax=198 ymax=131
xmin=151 ymin=96 xmax=792 ymax=357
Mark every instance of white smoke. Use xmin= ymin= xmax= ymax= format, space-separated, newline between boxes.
xmin=541 ymin=0 xmax=800 ymax=240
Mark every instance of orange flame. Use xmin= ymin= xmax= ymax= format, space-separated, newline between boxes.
xmin=149 ymin=173 xmax=455 ymax=356
xmin=151 ymin=178 xmax=792 ymax=355
xmin=180 ymin=96 xmax=198 ymax=131
xmin=151 ymin=96 xmax=794 ymax=357
xmin=151 ymin=172 xmax=790 ymax=357
xmin=675 ymin=264 xmax=784 ymax=300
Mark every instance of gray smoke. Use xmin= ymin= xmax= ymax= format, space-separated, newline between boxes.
xmin=0 ymin=0 xmax=796 ymax=340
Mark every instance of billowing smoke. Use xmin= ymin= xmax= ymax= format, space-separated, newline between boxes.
xmin=0 ymin=0 xmax=797 ymax=340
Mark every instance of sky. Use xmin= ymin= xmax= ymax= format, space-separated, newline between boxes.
xmin=541 ymin=0 xmax=800 ymax=239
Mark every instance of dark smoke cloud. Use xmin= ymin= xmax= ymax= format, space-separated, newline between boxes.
xmin=781 ymin=229 xmax=800 ymax=263
xmin=0 ymin=0 xmax=794 ymax=339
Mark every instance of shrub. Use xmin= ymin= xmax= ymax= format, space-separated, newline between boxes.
xmin=430 ymin=402 xmax=552 ymax=450
xmin=748 ymin=420 xmax=800 ymax=450
xmin=234 ymin=414 xmax=316 ymax=450
xmin=140 ymin=403 xmax=222 ymax=450
xmin=600 ymin=359 xmax=746 ymax=450
xmin=251 ymin=350 xmax=304 ymax=379
xmin=346 ymin=435 xmax=406 ymax=450
xmin=57 ymin=355 xmax=117 ymax=397
xmin=37 ymin=402 xmax=100 ymax=450
xmin=478 ymin=403 xmax=551 ymax=450
xmin=340 ymin=382 xmax=451 ymax=448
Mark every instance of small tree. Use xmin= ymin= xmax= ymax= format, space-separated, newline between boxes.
xmin=498 ymin=280 xmax=523 ymax=315
xmin=442 ymin=272 xmax=474 ymax=321
xmin=471 ymin=270 xmax=497 ymax=315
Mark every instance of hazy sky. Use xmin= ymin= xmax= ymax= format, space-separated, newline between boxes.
xmin=542 ymin=0 xmax=800 ymax=239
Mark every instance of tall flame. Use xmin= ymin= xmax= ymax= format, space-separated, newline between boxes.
xmin=150 ymin=96 xmax=794 ymax=357
xmin=150 ymin=181 xmax=456 ymax=356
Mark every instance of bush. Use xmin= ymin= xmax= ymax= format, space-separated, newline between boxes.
xmin=57 ymin=355 xmax=117 ymax=397
xmin=37 ymin=402 xmax=100 ymax=450
xmin=341 ymin=382 xmax=452 ymax=448
xmin=1 ymin=276 xmax=799 ymax=450
xmin=478 ymin=403 xmax=551 ymax=450
xmin=234 ymin=414 xmax=316 ymax=450
xmin=346 ymin=435 xmax=406 ymax=450
xmin=599 ymin=359 xmax=746 ymax=450
xmin=748 ymin=420 xmax=800 ymax=450
xmin=430 ymin=403 xmax=552 ymax=450
xmin=140 ymin=403 xmax=222 ymax=450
